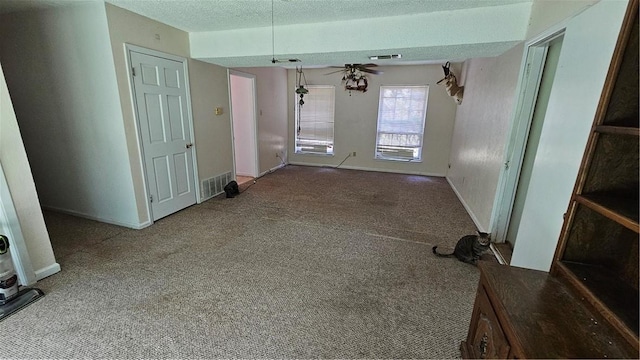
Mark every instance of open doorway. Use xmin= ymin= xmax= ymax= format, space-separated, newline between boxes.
xmin=491 ymin=31 xmax=566 ymax=264
xmin=229 ymin=70 xmax=259 ymax=184
xmin=504 ymin=35 xmax=564 ymax=250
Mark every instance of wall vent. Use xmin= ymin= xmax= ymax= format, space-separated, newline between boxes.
xmin=201 ymin=171 xmax=232 ymax=201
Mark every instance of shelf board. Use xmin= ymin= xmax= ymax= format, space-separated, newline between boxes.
xmin=558 ymin=261 xmax=639 ymax=343
xmin=600 ymin=117 xmax=640 ymax=129
xmin=575 ymin=193 xmax=639 ymax=232
xmin=596 ymin=125 xmax=640 ymax=136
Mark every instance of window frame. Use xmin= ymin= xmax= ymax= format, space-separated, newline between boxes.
xmin=294 ymin=85 xmax=336 ymax=156
xmin=374 ymin=85 xmax=429 ymax=162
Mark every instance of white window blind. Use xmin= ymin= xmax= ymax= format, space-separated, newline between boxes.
xmin=295 ymin=85 xmax=335 ymax=155
xmin=375 ymin=85 xmax=429 ymax=161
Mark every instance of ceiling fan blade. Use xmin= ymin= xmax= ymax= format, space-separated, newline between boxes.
xmin=324 ymin=69 xmax=346 ymax=75
xmin=360 ymin=63 xmax=378 ymax=67
xmin=359 ymin=68 xmax=383 ymax=75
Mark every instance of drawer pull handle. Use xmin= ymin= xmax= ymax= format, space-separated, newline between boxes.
xmin=479 ymin=333 xmax=489 ymax=358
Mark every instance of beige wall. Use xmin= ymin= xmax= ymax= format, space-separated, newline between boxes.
xmin=447 ymin=43 xmax=524 ymax=230
xmin=0 ymin=63 xmax=56 ymax=276
xmin=237 ymin=67 xmax=289 ymax=175
xmin=286 ymin=64 xmax=458 ymax=176
xmin=105 ymin=3 xmax=190 ymax=224
xmin=106 ymin=3 xmax=231 ymax=220
xmin=188 ymin=59 xmax=234 ymax=182
xmin=0 ymin=3 xmax=139 ymax=229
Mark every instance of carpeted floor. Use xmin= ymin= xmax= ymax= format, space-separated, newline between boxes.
xmin=3 ymin=165 xmax=483 ymax=358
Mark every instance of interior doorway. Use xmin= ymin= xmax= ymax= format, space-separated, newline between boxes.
xmin=506 ymin=35 xmax=564 ymax=248
xmin=229 ymin=70 xmax=259 ymax=180
xmin=491 ymin=31 xmax=566 ymax=262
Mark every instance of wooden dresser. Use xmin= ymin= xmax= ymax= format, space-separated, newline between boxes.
xmin=461 ymin=262 xmax=637 ymax=358
xmin=462 ymin=0 xmax=638 ymax=358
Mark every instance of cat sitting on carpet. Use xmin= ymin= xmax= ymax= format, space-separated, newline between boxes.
xmin=432 ymin=231 xmax=491 ymax=265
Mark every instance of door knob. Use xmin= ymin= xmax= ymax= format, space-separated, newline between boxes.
xmin=186 ymin=143 xmax=193 ymax=149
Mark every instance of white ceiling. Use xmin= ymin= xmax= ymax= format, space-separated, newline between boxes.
xmin=104 ymin=0 xmax=531 ymax=32
xmin=0 ymin=0 xmax=534 ymax=68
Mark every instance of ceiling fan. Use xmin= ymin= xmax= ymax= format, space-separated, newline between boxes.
xmin=270 ymin=0 xmax=300 ymax=64
xmin=325 ymin=64 xmax=383 ymax=77
xmin=326 ymin=64 xmax=383 ymax=94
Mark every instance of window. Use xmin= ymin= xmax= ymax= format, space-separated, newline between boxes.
xmin=375 ymin=86 xmax=429 ymax=161
xmin=295 ymin=85 xmax=335 ymax=155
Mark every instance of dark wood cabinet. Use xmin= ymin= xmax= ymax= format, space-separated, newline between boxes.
xmin=463 ymin=0 xmax=639 ymax=357
xmin=463 ymin=262 xmax=638 ymax=358
xmin=551 ymin=0 xmax=638 ymax=350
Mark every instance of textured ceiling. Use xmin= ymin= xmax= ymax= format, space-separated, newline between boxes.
xmin=0 ymin=0 xmax=534 ymax=68
xmin=105 ymin=0 xmax=531 ymax=32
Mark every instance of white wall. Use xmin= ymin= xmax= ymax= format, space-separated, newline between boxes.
xmin=447 ymin=44 xmax=525 ymax=230
xmin=526 ymin=0 xmax=598 ymax=39
xmin=510 ymin=0 xmax=629 ymax=271
xmin=286 ymin=65 xmax=458 ymax=176
xmin=236 ymin=67 xmax=289 ymax=175
xmin=0 ymin=3 xmax=140 ymax=228
xmin=230 ymin=74 xmax=257 ymax=177
xmin=0 ymin=62 xmax=58 ymax=279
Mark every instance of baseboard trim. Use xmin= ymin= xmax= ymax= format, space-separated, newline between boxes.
xmin=258 ymin=162 xmax=286 ymax=178
xmin=35 ymin=263 xmax=61 ymax=281
xmin=445 ymin=176 xmax=487 ymax=233
xmin=42 ymin=205 xmax=150 ymax=230
xmin=288 ymin=162 xmax=445 ymax=177
xmin=490 ymin=243 xmax=507 ymax=265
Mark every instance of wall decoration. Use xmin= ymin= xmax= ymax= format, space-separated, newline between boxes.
xmin=437 ymin=62 xmax=464 ymax=105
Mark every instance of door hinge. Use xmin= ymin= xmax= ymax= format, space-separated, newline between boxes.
xmin=131 ymin=67 xmax=136 ymax=77
xmin=504 ymin=161 xmax=510 ymax=169
xmin=149 ymin=195 xmax=153 ymax=203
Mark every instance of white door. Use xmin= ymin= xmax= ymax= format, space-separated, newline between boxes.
xmin=229 ymin=71 xmax=259 ymax=177
xmin=130 ymin=50 xmax=196 ymax=221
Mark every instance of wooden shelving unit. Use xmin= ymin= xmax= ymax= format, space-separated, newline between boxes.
xmin=461 ymin=1 xmax=639 ymax=358
xmin=552 ymin=0 xmax=639 ymax=351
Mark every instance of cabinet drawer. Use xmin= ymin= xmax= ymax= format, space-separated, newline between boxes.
xmin=467 ymin=285 xmax=511 ymax=359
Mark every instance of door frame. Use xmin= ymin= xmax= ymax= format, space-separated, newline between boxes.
xmin=490 ymin=28 xmax=566 ymax=244
xmin=125 ymin=44 xmax=200 ymax=224
xmin=228 ymin=69 xmax=260 ymax=178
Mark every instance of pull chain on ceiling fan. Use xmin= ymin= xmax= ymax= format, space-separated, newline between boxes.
xmin=270 ymin=0 xmax=300 ymax=64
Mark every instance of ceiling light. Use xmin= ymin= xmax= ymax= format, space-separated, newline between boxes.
xmin=368 ymin=54 xmax=402 ymax=60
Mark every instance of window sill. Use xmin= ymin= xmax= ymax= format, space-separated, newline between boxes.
xmin=374 ymin=157 xmax=422 ymax=163
xmin=295 ymin=152 xmax=335 ymax=157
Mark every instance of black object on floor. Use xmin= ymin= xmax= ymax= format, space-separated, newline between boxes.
xmin=0 ymin=288 xmax=44 ymax=321
xmin=224 ymin=181 xmax=240 ymax=198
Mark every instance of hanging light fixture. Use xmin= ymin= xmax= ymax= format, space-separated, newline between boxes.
xmin=295 ymin=66 xmax=308 ymax=136
xmin=270 ymin=0 xmax=301 ymax=64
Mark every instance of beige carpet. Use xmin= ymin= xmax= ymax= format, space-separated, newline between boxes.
xmin=3 ymin=165 xmax=482 ymax=358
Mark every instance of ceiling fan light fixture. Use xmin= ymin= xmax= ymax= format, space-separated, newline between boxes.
xmin=368 ymin=54 xmax=402 ymax=60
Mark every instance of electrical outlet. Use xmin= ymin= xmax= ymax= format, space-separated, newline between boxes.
xmin=352 ymin=151 xmax=356 ymax=157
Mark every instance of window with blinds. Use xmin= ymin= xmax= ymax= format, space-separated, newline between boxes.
xmin=375 ymin=85 xmax=429 ymax=161
xmin=295 ymin=85 xmax=335 ymax=155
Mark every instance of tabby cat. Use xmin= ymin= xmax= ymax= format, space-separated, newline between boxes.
xmin=432 ymin=231 xmax=491 ymax=265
